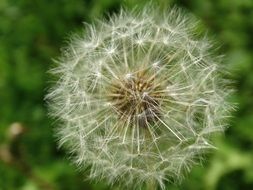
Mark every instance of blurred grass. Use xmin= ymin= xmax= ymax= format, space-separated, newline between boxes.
xmin=0 ymin=0 xmax=253 ymax=189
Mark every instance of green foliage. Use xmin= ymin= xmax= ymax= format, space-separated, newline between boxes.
xmin=0 ymin=0 xmax=252 ymax=189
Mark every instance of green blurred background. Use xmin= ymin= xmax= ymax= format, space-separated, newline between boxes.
xmin=0 ymin=0 xmax=253 ymax=189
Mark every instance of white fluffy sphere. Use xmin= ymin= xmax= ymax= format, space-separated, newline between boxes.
xmin=47 ymin=6 xmax=233 ymax=189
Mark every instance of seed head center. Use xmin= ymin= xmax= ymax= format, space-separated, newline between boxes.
xmin=108 ymin=71 xmax=164 ymax=127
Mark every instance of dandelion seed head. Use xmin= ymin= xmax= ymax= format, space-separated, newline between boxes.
xmin=46 ymin=5 xmax=234 ymax=190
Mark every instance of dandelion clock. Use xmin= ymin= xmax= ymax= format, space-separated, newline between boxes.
xmin=46 ymin=5 xmax=233 ymax=190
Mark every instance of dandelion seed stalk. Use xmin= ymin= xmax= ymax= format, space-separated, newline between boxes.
xmin=46 ymin=5 xmax=233 ymax=190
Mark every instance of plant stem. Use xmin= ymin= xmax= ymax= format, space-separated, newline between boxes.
xmin=147 ymin=178 xmax=157 ymax=190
